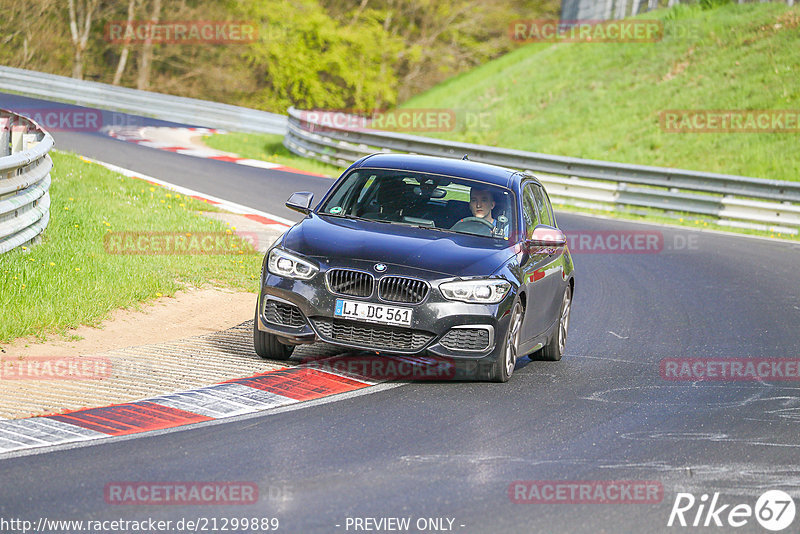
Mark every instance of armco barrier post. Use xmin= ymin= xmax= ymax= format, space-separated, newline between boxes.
xmin=0 ymin=117 xmax=9 ymax=156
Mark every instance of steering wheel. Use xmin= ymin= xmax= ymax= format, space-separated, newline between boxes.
xmin=451 ymin=216 xmax=494 ymax=236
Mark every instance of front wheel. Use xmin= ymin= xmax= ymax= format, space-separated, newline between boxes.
xmin=536 ymin=285 xmax=572 ymax=362
xmin=491 ymin=300 xmax=524 ymax=382
xmin=253 ymin=303 xmax=294 ymax=360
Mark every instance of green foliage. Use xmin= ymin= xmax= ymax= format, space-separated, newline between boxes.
xmin=236 ymin=0 xmax=403 ymax=111
xmin=664 ymin=3 xmax=703 ymax=19
xmin=700 ymin=0 xmax=734 ymax=10
xmin=403 ymin=3 xmax=800 ymax=181
xmin=1 ymin=0 xmax=557 ymax=113
xmin=323 ymin=0 xmax=561 ymax=101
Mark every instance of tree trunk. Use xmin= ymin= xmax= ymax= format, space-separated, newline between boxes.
xmin=67 ymin=0 xmax=97 ymax=80
xmin=137 ymin=0 xmax=162 ymax=90
xmin=113 ymin=0 xmax=137 ymax=85
xmin=348 ymin=0 xmax=369 ymax=27
xmin=616 ymin=0 xmax=628 ymax=19
xmin=72 ymin=47 xmax=83 ymax=79
xmin=603 ymin=0 xmax=614 ymax=20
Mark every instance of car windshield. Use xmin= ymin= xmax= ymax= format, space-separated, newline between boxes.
xmin=318 ymin=169 xmax=515 ymax=240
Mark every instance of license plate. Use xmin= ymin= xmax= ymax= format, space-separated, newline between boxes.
xmin=334 ymin=299 xmax=412 ymax=327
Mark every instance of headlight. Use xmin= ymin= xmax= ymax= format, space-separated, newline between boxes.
xmin=439 ymin=279 xmax=511 ymax=304
xmin=267 ymin=248 xmax=318 ymax=280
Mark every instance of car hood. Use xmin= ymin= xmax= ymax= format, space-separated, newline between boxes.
xmin=282 ymin=214 xmax=515 ymax=277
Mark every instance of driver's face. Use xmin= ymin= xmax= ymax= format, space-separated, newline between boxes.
xmin=470 ymin=190 xmax=495 ymax=219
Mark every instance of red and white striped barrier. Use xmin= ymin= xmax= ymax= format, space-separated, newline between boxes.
xmin=0 ymin=366 xmax=374 ymax=454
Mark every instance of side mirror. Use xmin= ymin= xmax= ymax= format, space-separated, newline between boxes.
xmin=527 ymin=225 xmax=567 ymax=248
xmin=286 ymin=191 xmax=314 ymax=215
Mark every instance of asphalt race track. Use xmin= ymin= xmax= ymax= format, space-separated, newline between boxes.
xmin=2 ymin=94 xmax=800 ymax=533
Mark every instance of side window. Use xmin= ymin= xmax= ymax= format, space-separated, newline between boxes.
xmin=323 ymin=172 xmax=364 ymax=215
xmin=543 ymin=187 xmax=557 ymax=227
xmin=521 ymin=185 xmax=540 ymax=238
xmin=531 ymin=184 xmax=552 ymax=227
xmin=356 ymin=175 xmax=376 ymax=203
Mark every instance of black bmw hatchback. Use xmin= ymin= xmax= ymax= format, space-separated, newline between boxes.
xmin=254 ymin=154 xmax=575 ymax=382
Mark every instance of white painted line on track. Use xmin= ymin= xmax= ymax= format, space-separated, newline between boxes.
xmin=77 ymin=154 xmax=297 ymax=227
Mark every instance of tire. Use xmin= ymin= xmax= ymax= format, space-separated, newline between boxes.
xmin=253 ymin=303 xmax=294 ymax=360
xmin=537 ymin=285 xmax=572 ymax=362
xmin=491 ymin=300 xmax=524 ymax=382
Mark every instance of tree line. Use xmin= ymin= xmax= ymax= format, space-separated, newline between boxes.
xmin=0 ymin=0 xmax=558 ymax=112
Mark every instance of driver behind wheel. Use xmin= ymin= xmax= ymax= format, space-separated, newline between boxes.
xmin=452 ymin=187 xmax=509 ymax=238
xmin=469 ymin=188 xmax=495 ymax=225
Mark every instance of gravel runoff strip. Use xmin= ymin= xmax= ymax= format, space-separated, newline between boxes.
xmin=0 ymin=321 xmax=347 ymax=420
xmin=0 ymin=211 xmax=291 ymax=420
xmin=0 ymin=157 xmax=340 ymax=420
xmin=0 ymin=153 xmax=302 ymax=419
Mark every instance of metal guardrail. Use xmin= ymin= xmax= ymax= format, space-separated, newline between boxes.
xmin=284 ymin=107 xmax=800 ymax=234
xmin=2 ymin=65 xmax=794 ymax=235
xmin=0 ymin=109 xmax=54 ymax=254
xmin=0 ymin=66 xmax=287 ymax=135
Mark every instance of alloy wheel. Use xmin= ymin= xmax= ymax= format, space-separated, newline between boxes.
xmin=505 ymin=303 xmax=523 ymax=377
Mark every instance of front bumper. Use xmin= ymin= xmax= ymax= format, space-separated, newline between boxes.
xmin=256 ymin=259 xmax=516 ymax=374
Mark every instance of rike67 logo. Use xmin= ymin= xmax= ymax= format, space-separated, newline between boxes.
xmin=668 ymin=490 xmax=796 ymax=531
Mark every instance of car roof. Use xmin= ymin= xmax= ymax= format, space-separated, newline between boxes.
xmin=349 ymin=153 xmax=535 ymax=190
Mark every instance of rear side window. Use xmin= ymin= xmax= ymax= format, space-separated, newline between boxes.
xmin=542 ymin=187 xmax=557 ymax=227
xmin=530 ymin=184 xmax=553 ymax=227
xmin=521 ymin=185 xmax=540 ymax=238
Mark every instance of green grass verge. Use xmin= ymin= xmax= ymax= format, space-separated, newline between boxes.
xmin=0 ymin=151 xmax=263 ymax=344
xmin=202 ymin=132 xmax=344 ymax=177
xmin=402 ymin=2 xmax=799 ymax=181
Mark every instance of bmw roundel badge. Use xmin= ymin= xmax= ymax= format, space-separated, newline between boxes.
xmin=374 ymin=263 xmax=387 ymax=272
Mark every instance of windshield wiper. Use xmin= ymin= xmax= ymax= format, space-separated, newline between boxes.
xmin=321 ymin=213 xmax=393 ymax=224
xmin=402 ymin=223 xmax=453 ymax=234
xmin=322 ymin=213 xmax=362 ymax=221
